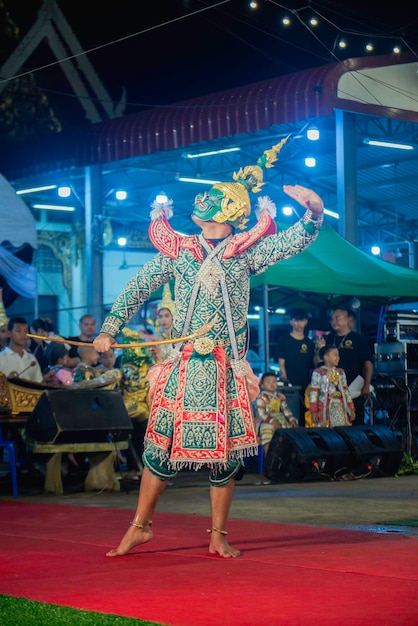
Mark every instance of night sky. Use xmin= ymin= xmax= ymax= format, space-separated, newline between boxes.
xmin=3 ymin=0 xmax=418 ymax=134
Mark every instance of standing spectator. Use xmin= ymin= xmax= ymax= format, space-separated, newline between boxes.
xmin=308 ymin=346 xmax=355 ymax=427
xmin=255 ymin=372 xmax=298 ymax=456
xmin=276 ymin=308 xmax=315 ymax=425
xmin=66 ymin=314 xmax=97 ymax=366
xmin=323 ymin=308 xmax=373 ymax=425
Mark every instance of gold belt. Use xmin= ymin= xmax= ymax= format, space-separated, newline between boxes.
xmin=192 ymin=337 xmax=231 ymax=354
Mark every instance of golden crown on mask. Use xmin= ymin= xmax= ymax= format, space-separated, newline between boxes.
xmin=204 ymin=135 xmax=289 ymax=230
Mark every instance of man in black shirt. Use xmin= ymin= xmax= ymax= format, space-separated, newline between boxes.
xmin=324 ymin=308 xmax=374 ymax=425
xmin=66 ymin=313 xmax=97 ymax=366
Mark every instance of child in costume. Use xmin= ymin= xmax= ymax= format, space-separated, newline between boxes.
xmin=308 ymin=345 xmax=355 ymax=427
xmin=255 ymin=372 xmax=298 ymax=456
xmin=94 ymin=138 xmax=324 ymax=558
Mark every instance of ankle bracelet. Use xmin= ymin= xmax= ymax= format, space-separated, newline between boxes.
xmin=130 ymin=520 xmax=152 ymax=529
xmin=207 ymin=527 xmax=228 ymax=535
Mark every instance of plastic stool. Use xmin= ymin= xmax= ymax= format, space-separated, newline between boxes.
xmin=0 ymin=427 xmax=18 ymax=498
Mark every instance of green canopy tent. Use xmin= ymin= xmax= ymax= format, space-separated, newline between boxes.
xmin=250 ymin=224 xmax=418 ymax=368
xmin=251 ymin=224 xmax=418 ymax=308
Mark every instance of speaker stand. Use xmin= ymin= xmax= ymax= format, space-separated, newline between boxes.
xmin=84 ymin=450 xmax=121 ymax=492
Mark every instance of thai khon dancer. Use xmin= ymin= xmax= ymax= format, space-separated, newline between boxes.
xmin=94 ymin=139 xmax=324 ymax=558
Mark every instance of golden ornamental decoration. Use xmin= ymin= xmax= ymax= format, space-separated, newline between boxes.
xmin=328 ymin=368 xmax=340 ymax=386
xmin=194 ymin=337 xmax=215 ymax=355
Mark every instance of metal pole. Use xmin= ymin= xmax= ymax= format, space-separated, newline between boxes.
xmin=263 ymin=284 xmax=270 ymax=371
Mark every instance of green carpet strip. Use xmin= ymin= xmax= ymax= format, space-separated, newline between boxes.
xmin=381 ymin=519 xmax=418 ymax=527
xmin=0 ymin=596 xmax=167 ymax=626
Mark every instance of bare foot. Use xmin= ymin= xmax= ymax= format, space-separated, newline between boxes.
xmin=209 ymin=535 xmax=241 ymax=558
xmin=106 ymin=524 xmax=153 ymax=557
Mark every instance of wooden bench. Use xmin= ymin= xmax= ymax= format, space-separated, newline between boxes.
xmin=29 ymin=440 xmax=129 ymax=495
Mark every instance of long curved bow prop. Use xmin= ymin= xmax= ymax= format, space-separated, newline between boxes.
xmin=28 ymin=321 xmax=214 ymax=349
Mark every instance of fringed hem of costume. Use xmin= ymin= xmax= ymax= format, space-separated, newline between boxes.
xmin=145 ymin=344 xmax=258 ymax=465
xmin=144 ymin=440 xmax=259 ymax=473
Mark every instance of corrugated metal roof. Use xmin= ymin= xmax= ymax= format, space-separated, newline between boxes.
xmin=84 ymin=63 xmax=337 ymax=165
xmin=2 ymin=53 xmax=414 ymax=179
xmin=82 ymin=53 xmax=415 ymax=166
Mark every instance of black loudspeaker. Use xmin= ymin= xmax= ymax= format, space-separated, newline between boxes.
xmin=264 ymin=427 xmax=351 ymax=482
xmin=25 ymin=389 xmax=133 ymax=444
xmin=333 ymin=425 xmax=403 ymax=476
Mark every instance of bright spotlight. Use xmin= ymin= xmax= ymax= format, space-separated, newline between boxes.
xmin=57 ymin=186 xmax=71 ymax=198
xmin=305 ymin=157 xmax=316 ymax=167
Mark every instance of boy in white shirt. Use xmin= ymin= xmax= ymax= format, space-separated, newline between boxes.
xmin=0 ymin=317 xmax=44 ymax=383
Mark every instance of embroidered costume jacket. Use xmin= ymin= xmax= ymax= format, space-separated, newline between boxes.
xmin=100 ymin=209 xmax=322 ymax=470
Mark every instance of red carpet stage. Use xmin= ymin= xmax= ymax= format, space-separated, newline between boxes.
xmin=1 ymin=501 xmax=417 ymax=625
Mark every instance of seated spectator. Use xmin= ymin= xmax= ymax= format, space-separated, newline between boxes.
xmin=98 ymin=348 xmax=117 ymax=372
xmin=0 ymin=317 xmax=49 ymax=383
xmin=44 ymin=343 xmax=74 ymax=386
xmin=28 ymin=318 xmax=54 ymax=373
xmin=308 ymin=346 xmax=355 ymax=428
xmin=72 ymin=345 xmax=101 ymax=383
xmin=255 ymin=372 xmax=298 ymax=456
xmin=0 ymin=316 xmax=51 ymax=469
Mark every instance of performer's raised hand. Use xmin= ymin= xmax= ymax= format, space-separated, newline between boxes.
xmin=283 ymin=184 xmax=324 ymax=216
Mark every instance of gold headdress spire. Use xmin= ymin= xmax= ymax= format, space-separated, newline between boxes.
xmin=158 ymin=283 xmax=176 ymax=316
xmin=0 ymin=288 xmax=9 ymax=327
xmin=192 ymin=136 xmax=289 ymax=230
